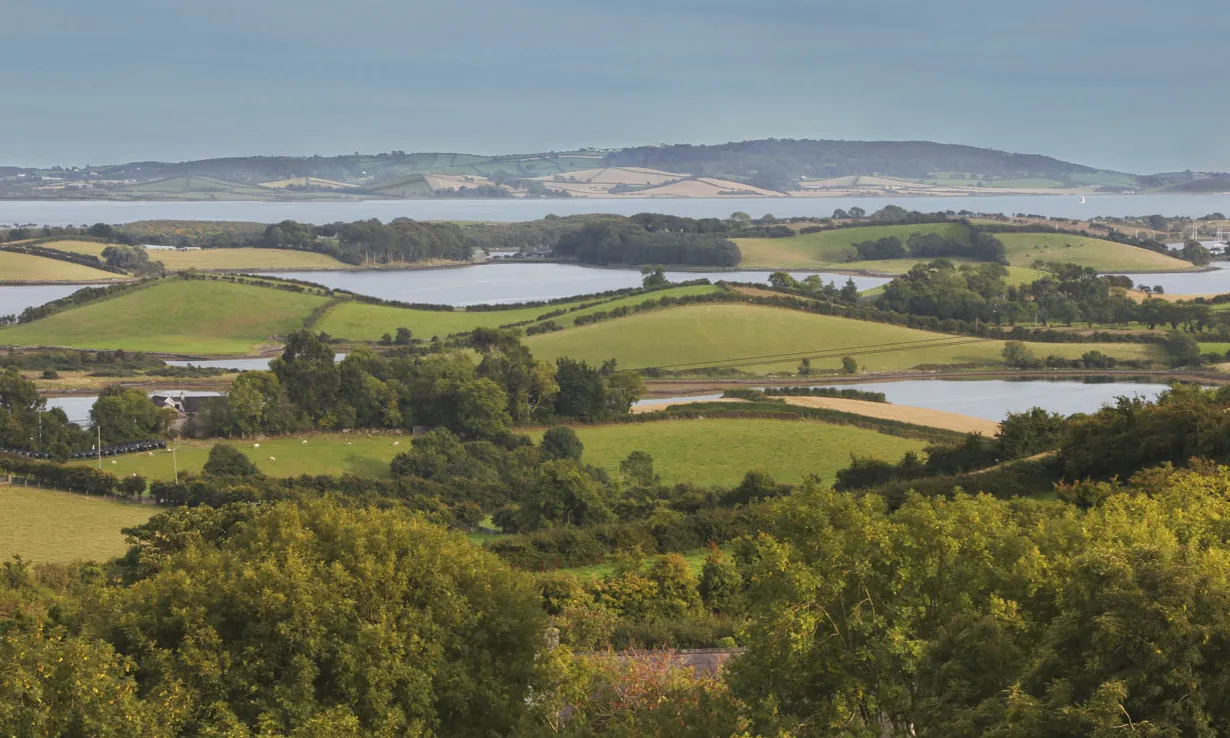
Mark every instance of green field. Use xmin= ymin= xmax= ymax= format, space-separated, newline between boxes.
xmin=531 ymin=417 xmax=926 ymax=487
xmin=0 ymin=250 xmax=125 ymax=283
xmin=41 ymin=240 xmax=348 ymax=271
xmin=998 ymin=233 xmax=1194 ymax=272
xmin=0 ymin=279 xmax=328 ymax=355
xmin=0 ymin=485 xmax=154 ymax=563
xmin=525 ymin=303 xmax=1162 ymax=374
xmin=860 ymin=265 xmax=1047 ymax=297
xmin=317 ymin=284 xmax=722 ymax=341
xmin=72 ymin=434 xmax=408 ymax=481
xmin=735 ymin=222 xmax=970 ymax=269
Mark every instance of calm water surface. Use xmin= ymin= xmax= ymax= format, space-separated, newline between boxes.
xmin=46 ymin=390 xmax=222 ymax=426
xmin=637 ymin=379 xmax=1172 ymax=422
xmin=0 ymin=284 xmax=95 ymax=317
xmin=1 ymin=194 xmax=1227 ymax=226
xmin=258 ymin=264 xmax=889 ymax=305
xmin=1119 ymin=262 xmax=1230 ymax=295
xmin=807 ymin=379 xmax=1169 ymax=421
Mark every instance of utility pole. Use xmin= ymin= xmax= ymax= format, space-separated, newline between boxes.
xmin=96 ymin=425 xmax=102 ymax=471
xmin=172 ymin=444 xmax=179 ymax=484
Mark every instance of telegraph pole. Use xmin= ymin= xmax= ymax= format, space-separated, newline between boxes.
xmin=172 ymin=444 xmax=179 ymax=484
xmin=96 ymin=425 xmax=102 ymax=471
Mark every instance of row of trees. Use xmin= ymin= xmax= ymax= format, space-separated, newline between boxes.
xmin=553 ymin=220 xmax=741 ymax=267
xmin=261 ymin=217 xmax=473 ymax=265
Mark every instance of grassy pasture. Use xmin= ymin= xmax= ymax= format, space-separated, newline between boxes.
xmin=316 ymin=284 xmax=722 ymax=341
xmin=0 ymin=485 xmax=154 ymax=563
xmin=998 ymin=233 xmax=1195 ymax=272
xmin=71 ymin=434 xmax=408 ymax=481
xmin=529 ymin=417 xmax=926 ymax=487
xmin=735 ymin=222 xmax=969 ymax=269
xmin=0 ymin=279 xmax=328 ymax=355
xmin=0 ymin=251 xmax=125 ymax=283
xmin=525 ymin=303 xmax=1162 ymax=374
xmin=39 ymin=240 xmax=348 ymax=271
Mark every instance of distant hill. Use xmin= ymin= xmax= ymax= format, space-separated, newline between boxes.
xmin=0 ymin=139 xmax=1206 ymax=200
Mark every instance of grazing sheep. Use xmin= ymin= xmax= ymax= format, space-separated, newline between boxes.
xmin=109 ymin=460 xmax=117 ymax=465
xmin=393 ymin=441 xmax=400 ymax=447
xmin=347 ymin=441 xmax=353 ymax=446
xmin=254 ymin=443 xmax=261 ymax=449
xmin=147 ymin=452 xmax=154 ymax=456
xmin=269 ymin=456 xmax=276 ymax=461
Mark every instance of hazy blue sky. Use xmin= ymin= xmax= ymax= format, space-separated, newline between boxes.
xmin=1 ymin=0 xmax=1226 ymax=172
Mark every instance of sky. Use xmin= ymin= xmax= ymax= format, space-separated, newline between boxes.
xmin=1 ymin=0 xmax=1227 ymax=173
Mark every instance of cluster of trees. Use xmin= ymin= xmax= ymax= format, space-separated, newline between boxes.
xmin=199 ymin=329 xmax=640 ymax=439
xmin=17 ymin=435 xmax=1230 ymax=733
xmin=851 ymin=229 xmax=1007 ymax=263
xmin=0 ymin=369 xmax=89 ymax=458
xmin=260 ymin=217 xmax=472 ymax=265
xmin=554 ymin=220 xmax=741 ymax=267
xmin=877 ymin=260 xmax=1227 ymax=344
xmin=101 ymin=244 xmax=164 ymax=275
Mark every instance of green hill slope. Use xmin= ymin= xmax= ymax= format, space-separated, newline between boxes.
xmin=531 ymin=418 xmax=926 ymax=487
xmin=0 ymin=279 xmax=328 ymax=354
xmin=736 ymin=222 xmax=969 ymax=269
xmin=997 ymin=233 xmax=1196 ymax=272
xmin=524 ymin=303 xmax=1161 ymax=374
xmin=317 ymin=284 xmax=722 ymax=341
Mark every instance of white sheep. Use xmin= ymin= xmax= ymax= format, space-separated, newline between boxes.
xmin=301 ymin=439 xmax=308 ymax=445
xmin=347 ymin=441 xmax=353 ymax=446
xmin=147 ymin=452 xmax=154 ymax=456
xmin=269 ymin=456 xmax=276 ymax=461
xmin=109 ymin=460 xmax=117 ymax=465
xmin=254 ymin=443 xmax=261 ymax=449
xmin=392 ymin=441 xmax=400 ymax=447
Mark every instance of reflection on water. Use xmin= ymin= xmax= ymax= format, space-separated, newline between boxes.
xmin=0 ymin=284 xmax=96 ymax=317
xmin=1117 ymin=262 xmax=1230 ymax=295
xmin=806 ymin=378 xmax=1170 ymax=421
xmin=635 ymin=379 xmax=1173 ymax=423
xmin=2 ymin=194 xmax=1228 ymax=226
xmin=257 ymin=264 xmax=889 ymax=306
xmin=46 ymin=390 xmax=222 ymax=426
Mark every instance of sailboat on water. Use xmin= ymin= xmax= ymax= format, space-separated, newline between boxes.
xmin=1079 ymin=195 xmax=1087 ymax=204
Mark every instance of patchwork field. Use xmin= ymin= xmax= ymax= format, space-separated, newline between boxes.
xmin=317 ymin=284 xmax=722 ymax=340
xmin=532 ymin=417 xmax=927 ymax=487
xmin=0 ymin=485 xmax=154 ymax=563
xmin=0 ymin=279 xmax=328 ymax=354
xmin=0 ymin=250 xmax=125 ymax=283
xmin=735 ymin=222 xmax=970 ymax=269
xmin=525 ymin=303 xmax=1162 ymax=374
xmin=71 ymin=434 xmax=408 ymax=481
xmin=997 ymin=233 xmax=1195 ymax=272
xmin=39 ymin=240 xmax=349 ymax=271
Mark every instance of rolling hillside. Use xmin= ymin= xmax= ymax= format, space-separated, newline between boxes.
xmin=316 ymin=284 xmax=722 ymax=340
xmin=0 ymin=278 xmax=328 ymax=354
xmin=524 ymin=303 xmax=1161 ymax=374
xmin=735 ymin=222 xmax=971 ymax=268
xmin=997 ymin=233 xmax=1196 ymax=272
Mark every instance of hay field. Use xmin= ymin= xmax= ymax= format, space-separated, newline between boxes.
xmin=38 ymin=240 xmax=348 ymax=271
xmin=0 ymin=251 xmax=125 ymax=283
xmin=0 ymin=485 xmax=154 ymax=563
